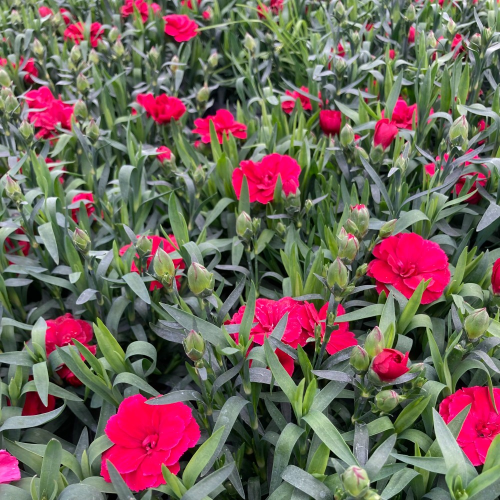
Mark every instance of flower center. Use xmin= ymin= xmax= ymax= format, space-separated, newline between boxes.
xmin=476 ymin=423 xmax=499 ymax=438
xmin=388 ymin=255 xmax=416 ymax=278
xmin=142 ymin=433 xmax=159 ymax=451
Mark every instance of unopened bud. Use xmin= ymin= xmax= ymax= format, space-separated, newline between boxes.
xmin=89 ymin=49 xmax=100 ymax=65
xmin=304 ymin=199 xmax=313 ymax=213
xmin=193 ymin=165 xmax=205 ymax=189
xmin=171 ymin=55 xmax=180 ymax=73
xmin=72 ymin=227 xmax=91 ymax=254
xmin=340 ymin=124 xmax=355 ymax=147
xmin=74 ymin=99 xmax=88 ymax=119
xmin=342 ymin=466 xmax=370 ymax=497
xmin=244 ymin=33 xmax=256 ymax=53
xmin=188 ymin=262 xmax=215 ymax=298
xmin=364 ymin=491 xmax=382 ymax=500
xmin=394 ymin=154 xmax=408 ymax=171
xmin=483 ymin=27 xmax=493 ymax=44
xmin=345 ymin=218 xmax=359 ymax=236
xmin=109 ymin=26 xmax=120 ymax=43
xmin=276 ymin=222 xmax=286 ymax=237
xmin=326 ymin=258 xmax=349 ymax=289
xmin=365 ymin=326 xmax=384 ymax=358
xmin=86 ymin=120 xmax=100 ymax=143
xmin=355 ymin=263 xmax=368 ymax=279
xmin=349 ymin=204 xmax=370 ymax=238
xmin=447 ymin=18 xmax=456 ymax=35
xmin=183 ymin=330 xmax=206 ymax=362
xmin=334 ymin=1 xmax=346 ymax=18
xmin=405 ymin=4 xmax=416 ymax=21
xmin=33 ymin=38 xmax=44 ymax=58
xmin=375 ymin=390 xmax=400 ymax=412
xmin=153 ymin=247 xmax=176 ymax=290
xmin=197 ymin=85 xmax=210 ymax=103
xmin=350 ymin=346 xmax=370 ymax=373
xmin=77 ymin=73 xmax=89 ymax=94
xmin=113 ymin=40 xmax=125 ymax=58
xmin=4 ymin=176 xmax=23 ymax=203
xmin=252 ymin=217 xmax=261 ymax=233
xmin=208 ymin=51 xmax=219 ymax=68
xmin=464 ymin=308 xmax=490 ymax=340
xmin=334 ymin=56 xmax=347 ymax=74
xmin=70 ymin=44 xmax=82 ymax=64
xmin=5 ymin=94 xmax=19 ymax=114
xmin=11 ymin=10 xmax=21 ymax=23
xmin=284 ymin=190 xmax=301 ymax=214
xmin=136 ymin=235 xmax=153 ymax=258
xmin=236 ymin=211 xmax=253 ymax=240
xmin=338 ymin=233 xmax=359 ymax=262
xmin=355 ymin=145 xmax=369 ymax=162
xmin=470 ymin=33 xmax=482 ymax=49
xmin=0 ymin=69 xmax=11 ymax=87
xmin=370 ymin=144 xmax=385 ymax=164
xmin=19 ymin=120 xmax=34 ymax=142
xmin=448 ymin=115 xmax=469 ymax=151
xmin=148 ymin=46 xmax=160 ymax=67
xmin=427 ymin=31 xmax=437 ymax=49
xmin=379 ymin=219 xmax=397 ymax=239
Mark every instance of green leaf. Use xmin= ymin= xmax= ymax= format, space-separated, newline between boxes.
xmin=483 ymin=434 xmax=500 ymax=472
xmin=302 ymin=411 xmax=358 ymax=466
xmin=264 ymin=337 xmax=297 ymax=403
xmin=394 ymin=396 xmax=431 ymax=434
xmin=169 ymin=193 xmax=189 ymax=246
xmin=58 ymin=484 xmax=105 ymax=500
xmin=39 ymin=438 xmax=62 ymax=500
xmin=281 ymin=465 xmax=333 ymax=499
xmin=0 ymin=404 xmax=65 ymax=432
xmin=385 ymin=72 xmax=403 ymax=121
xmin=122 ymin=272 xmax=151 ymax=305
xmin=238 ymin=175 xmax=251 ymax=215
xmin=381 ymin=467 xmax=419 ymax=499
xmin=106 ymin=461 xmax=137 ymax=500
xmin=365 ymin=434 xmax=397 ymax=478
xmin=465 ymin=464 xmax=500 ymax=500
xmin=391 ymin=453 xmax=448 ymax=474
xmin=181 ymin=464 xmax=235 ymax=500
xmin=397 ymin=280 xmax=430 ymax=333
xmin=38 ymin=222 xmax=59 ymax=265
xmin=239 ymin=283 xmax=256 ymax=344
xmin=33 ymin=361 xmax=50 ymax=407
xmin=334 ymin=304 xmax=384 ymax=323
xmin=394 ymin=210 xmax=430 ymax=234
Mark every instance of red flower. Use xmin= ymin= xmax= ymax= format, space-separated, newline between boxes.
xmin=121 ymin=0 xmax=160 ymax=22
xmin=319 ymin=110 xmax=342 ymax=136
xmin=38 ymin=6 xmax=53 ymax=17
xmin=60 ymin=8 xmax=72 ymax=24
xmin=389 ymin=49 xmax=396 ymax=59
xmin=316 ymin=303 xmax=357 ymax=355
xmin=156 ymin=146 xmax=172 ymax=163
xmin=22 ymin=380 xmax=57 ymax=416
xmin=202 ymin=9 xmax=211 ymax=19
xmin=455 ymin=171 xmax=488 ymax=204
xmin=492 ymin=259 xmax=500 ymax=296
xmin=163 ymin=14 xmax=198 ymax=42
xmin=282 ymin=86 xmax=312 ymax=114
xmin=45 ymin=314 xmax=96 ymax=386
xmin=64 ymin=22 xmax=104 ymax=47
xmin=71 ymin=193 xmax=95 ymax=222
xmin=181 ymin=0 xmax=201 ymax=9
xmin=1 ymin=57 xmax=38 ymax=84
xmin=101 ymin=394 xmax=200 ymax=491
xmin=0 ymin=450 xmax=21 ymax=484
xmin=25 ymin=87 xmax=74 ymax=140
xmin=367 ymin=233 xmax=450 ymax=304
xmin=372 ymin=348 xmax=409 ymax=382
xmin=424 ymin=153 xmax=449 ymax=176
xmin=4 ymin=228 xmax=30 ymax=260
xmin=136 ymin=93 xmax=186 ymax=124
xmin=451 ymin=33 xmax=465 ymax=58
xmin=382 ymin=99 xmax=417 ymax=130
xmin=270 ymin=0 xmax=284 ymax=14
xmin=408 ymin=26 xmax=416 ymax=43
xmin=337 ymin=42 xmax=345 ymax=57
xmin=232 ymin=153 xmax=300 ymax=204
xmin=192 ymin=109 xmax=247 ymax=144
xmin=257 ymin=3 xmax=269 ymax=17
xmin=373 ymin=119 xmax=398 ymax=149
xmin=440 ymin=386 xmax=500 ymax=466
xmin=119 ymin=235 xmax=184 ymax=291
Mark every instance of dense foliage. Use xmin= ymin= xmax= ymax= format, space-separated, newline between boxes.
xmin=1 ymin=0 xmax=500 ymax=498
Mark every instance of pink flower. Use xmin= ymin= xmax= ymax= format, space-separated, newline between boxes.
xmin=38 ymin=6 xmax=53 ymax=17
xmin=71 ymin=193 xmax=95 ymax=222
xmin=424 ymin=153 xmax=449 ymax=176
xmin=389 ymin=49 xmax=396 ymax=59
xmin=192 ymin=109 xmax=247 ymax=144
xmin=136 ymin=93 xmax=186 ymax=124
xmin=45 ymin=314 xmax=96 ymax=386
xmin=270 ymin=0 xmax=284 ymax=14
xmin=101 ymin=394 xmax=200 ymax=491
xmin=455 ymin=171 xmax=489 ymax=204
xmin=367 ymin=233 xmax=451 ymax=304
xmin=382 ymin=99 xmax=417 ymax=130
xmin=373 ymin=119 xmax=398 ymax=149
xmin=156 ymin=146 xmax=172 ymax=163
xmin=282 ymin=86 xmax=312 ymax=114
xmin=492 ymin=258 xmax=500 ymax=296
xmin=64 ymin=22 xmax=104 ymax=47
xmin=372 ymin=349 xmax=409 ymax=381
xmin=0 ymin=450 xmax=21 ymax=484
xmin=181 ymin=0 xmax=201 ymax=8
xmin=121 ymin=0 xmax=161 ymax=22
xmin=319 ymin=110 xmax=342 ymax=136
xmin=257 ymin=3 xmax=269 ymax=17
xmin=164 ymin=14 xmax=198 ymax=42
xmin=232 ymin=153 xmax=300 ymax=204
xmin=119 ymin=235 xmax=184 ymax=291
xmin=202 ymin=10 xmax=211 ymax=19
xmin=337 ymin=42 xmax=345 ymax=57
xmin=1 ymin=57 xmax=38 ymax=84
xmin=22 ymin=376 xmax=57 ymax=416
xmin=408 ymin=26 xmax=416 ymax=43
xmin=440 ymin=387 xmax=500 ymax=466
xmin=451 ymin=33 xmax=465 ymax=58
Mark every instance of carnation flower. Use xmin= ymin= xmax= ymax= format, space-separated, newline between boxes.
xmin=38 ymin=6 xmax=71 ymax=23
xmin=367 ymin=233 xmax=451 ymax=304
xmin=181 ymin=0 xmax=201 ymax=9
xmin=119 ymin=235 xmax=184 ymax=290
xmin=382 ymin=99 xmax=417 ymax=130
xmin=0 ymin=450 xmax=21 ymax=484
xmin=232 ymin=153 xmax=300 ymax=204
xmin=71 ymin=193 xmax=95 ymax=222
xmin=455 ymin=170 xmax=489 ymax=204
xmin=101 ymin=394 xmax=200 ymax=491
xmin=156 ymin=146 xmax=172 ymax=163
xmin=64 ymin=22 xmax=104 ymax=47
xmin=371 ymin=348 xmax=409 ymax=382
xmin=121 ymin=0 xmax=161 ymax=22
xmin=45 ymin=314 xmax=96 ymax=386
xmin=282 ymin=86 xmax=312 ymax=114
xmin=192 ymin=109 xmax=247 ymax=144
xmin=408 ymin=26 xmax=416 ymax=43
xmin=319 ymin=110 xmax=342 ymax=136
xmin=424 ymin=153 xmax=449 ymax=176
xmin=373 ymin=119 xmax=398 ymax=149
xmin=163 ymin=14 xmax=198 ymax=42
xmin=439 ymin=386 xmax=500 ymax=466
xmin=22 ymin=376 xmax=57 ymax=416
xmin=136 ymin=93 xmax=186 ymax=124
xmin=492 ymin=258 xmax=500 ymax=296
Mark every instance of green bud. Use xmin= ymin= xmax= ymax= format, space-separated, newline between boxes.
xmin=5 ymin=94 xmax=19 ymax=114
xmin=364 ymin=490 xmax=382 ymax=500
xmin=304 ymin=199 xmax=313 ymax=213
xmin=338 ymin=233 xmax=359 ymax=262
xmin=340 ymin=124 xmax=355 ymax=147
xmin=276 ymin=222 xmax=286 ymax=238
xmin=70 ymin=44 xmax=82 ymax=64
xmin=86 ymin=119 xmax=100 ymax=143
xmin=448 ymin=115 xmax=469 ymax=151
xmin=72 ymin=227 xmax=91 ymax=254
xmin=342 ymin=466 xmax=370 ymax=497
xmin=171 ymin=55 xmax=180 ymax=73
xmin=350 ymin=204 xmax=370 ymax=238
xmin=355 ymin=145 xmax=369 ymax=162
xmin=327 ymin=258 xmax=349 ymax=289
xmin=77 ymin=73 xmax=89 ymax=94
xmin=370 ymin=144 xmax=385 ymax=164
xmin=11 ymin=10 xmax=21 ymax=23
xmin=364 ymin=326 xmax=384 ymax=358
xmin=427 ymin=31 xmax=437 ymax=48
xmin=345 ymin=218 xmax=359 ymax=236
xmin=379 ymin=219 xmax=397 ymax=239
xmin=193 ymin=165 xmax=205 ymax=189
xmin=334 ymin=56 xmax=347 ymax=74
xmin=405 ymin=4 xmax=416 ymax=22
xmin=74 ymin=99 xmax=88 ymax=119
xmin=153 ymin=247 xmax=176 ymax=291
xmin=470 ymin=33 xmax=482 ymax=49
xmin=367 ymin=367 xmax=384 ymax=386
xmin=483 ymin=27 xmax=493 ymax=44
xmin=394 ymin=154 xmax=408 ymax=172
xmin=183 ymin=330 xmax=206 ymax=362
xmin=252 ymin=217 xmax=261 ymax=233
xmin=8 ymin=377 xmax=21 ymax=406
xmin=350 ymin=346 xmax=370 ymax=373
xmin=355 ymin=263 xmax=368 ymax=279
xmin=109 ymin=26 xmax=120 ymax=43
xmin=188 ymin=262 xmax=215 ymax=298
xmin=464 ymin=308 xmax=490 ymax=340
xmin=136 ymin=235 xmax=153 ymax=258
xmin=208 ymin=51 xmax=219 ymax=68
xmin=89 ymin=49 xmax=100 ymax=65
xmin=284 ymin=190 xmax=301 ymax=214
xmin=32 ymin=38 xmax=45 ymax=58
xmin=113 ymin=40 xmax=125 ymax=58
xmin=197 ymin=85 xmax=210 ymax=103
xmin=4 ymin=176 xmax=23 ymax=203
xmin=236 ymin=211 xmax=253 ymax=240
xmin=19 ymin=120 xmax=34 ymax=142
xmin=0 ymin=69 xmax=11 ymax=87
xmin=409 ymin=362 xmax=425 ymax=375
xmin=375 ymin=389 xmax=400 ymax=412
xmin=244 ymin=33 xmax=256 ymax=53
xmin=334 ymin=1 xmax=346 ymax=18
xmin=447 ymin=18 xmax=456 ymax=35
xmin=351 ymin=31 xmax=360 ymax=45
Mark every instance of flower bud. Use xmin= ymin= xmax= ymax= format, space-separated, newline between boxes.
xmin=350 ymin=204 xmax=370 ymax=238
xmin=148 ymin=46 xmax=160 ymax=67
xmin=304 ymin=199 xmax=313 ymax=214
xmin=354 ymin=145 xmax=369 ymax=162
xmin=470 ymin=33 xmax=482 ymax=49
xmin=447 ymin=18 xmax=456 ymax=35
xmin=326 ymin=258 xmax=349 ymax=289
xmin=338 ymin=233 xmax=359 ymax=262
xmin=394 ymin=154 xmax=408 ymax=172
xmin=208 ymin=51 xmax=219 ymax=69
xmin=136 ymin=235 xmax=153 ymax=258
xmin=252 ymin=217 xmax=261 ymax=233
xmin=193 ymin=165 xmax=205 ymax=189
xmin=171 ymin=55 xmax=180 ymax=73
xmin=70 ymin=44 xmax=82 ymax=64
xmin=5 ymin=94 xmax=19 ymax=114
xmin=355 ymin=263 xmax=368 ymax=279
xmin=77 ymin=73 xmax=89 ymax=94
xmin=244 ymin=33 xmax=256 ymax=53
xmin=427 ymin=31 xmax=437 ymax=48
xmin=379 ymin=219 xmax=397 ymax=239
xmin=483 ymin=27 xmax=493 ymax=44
xmin=33 ymin=38 xmax=45 ymax=58
xmin=72 ymin=227 xmax=91 ymax=254
xmin=8 ymin=377 xmax=21 ymax=406
xmin=89 ymin=49 xmax=100 ymax=64
xmin=1 ymin=87 xmax=12 ymax=100
xmin=236 ymin=211 xmax=253 ymax=241
xmin=409 ymin=362 xmax=425 ymax=375
xmin=109 ymin=26 xmax=120 ymax=43
xmin=74 ymin=99 xmax=88 ymax=119
xmin=364 ymin=326 xmax=384 ymax=358
xmin=370 ymin=144 xmax=385 ymax=164
xmin=334 ymin=56 xmax=347 ymax=74
xmin=0 ymin=69 xmax=11 ymax=87
xmin=342 ymin=466 xmax=370 ymax=497
xmin=350 ymin=346 xmax=370 ymax=373
xmin=448 ymin=115 xmax=469 ymax=151
xmin=334 ymin=1 xmax=346 ymax=18
xmin=19 ymin=120 xmax=34 ymax=142
xmin=464 ymin=308 xmax=490 ymax=340
xmin=364 ymin=491 xmax=382 ymax=500
xmin=284 ymin=190 xmax=301 ymax=214
xmin=375 ymin=390 xmax=400 ymax=412
xmin=197 ymin=85 xmax=210 ymax=103
xmin=183 ymin=330 xmax=206 ymax=362
xmin=113 ymin=40 xmax=125 ymax=58
xmin=276 ymin=222 xmax=286 ymax=238
xmin=11 ymin=10 xmax=21 ymax=23
xmin=340 ymin=123 xmax=355 ymax=147
xmin=4 ymin=176 xmax=23 ymax=203
xmin=86 ymin=120 xmax=100 ymax=143
xmin=405 ymin=4 xmax=416 ymax=21
xmin=153 ymin=247 xmax=176 ymax=290
xmin=188 ymin=262 xmax=215 ymax=298
xmin=345 ymin=218 xmax=359 ymax=237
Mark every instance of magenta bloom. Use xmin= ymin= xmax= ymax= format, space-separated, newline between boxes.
xmin=0 ymin=450 xmax=21 ymax=484
xmin=192 ymin=109 xmax=247 ymax=144
xmin=101 ymin=394 xmax=200 ymax=491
